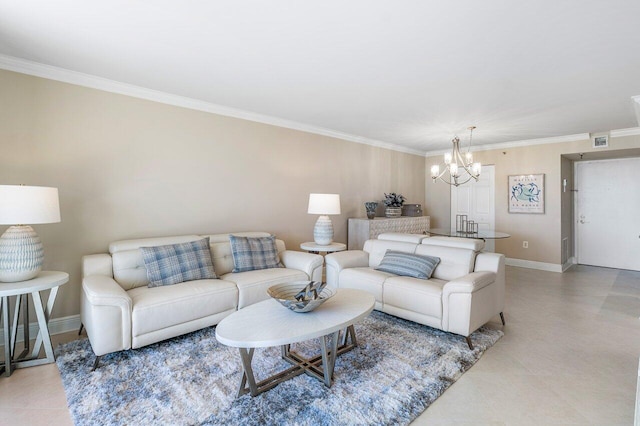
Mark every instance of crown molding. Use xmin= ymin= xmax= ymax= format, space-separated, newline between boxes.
xmin=0 ymin=54 xmax=425 ymax=156
xmin=610 ymin=127 xmax=640 ymax=138
xmin=424 ymin=133 xmax=590 ymax=157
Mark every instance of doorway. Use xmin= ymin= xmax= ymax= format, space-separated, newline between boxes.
xmin=450 ymin=165 xmax=496 ymax=252
xmin=575 ymin=158 xmax=640 ymax=271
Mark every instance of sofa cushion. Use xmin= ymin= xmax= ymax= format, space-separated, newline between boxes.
xmin=362 ymin=239 xmax=418 ymax=268
xmin=206 ymin=232 xmax=286 ymax=276
xmin=129 ymin=279 xmax=238 ymax=336
xmin=111 ymin=235 xmax=202 ymax=290
xmin=338 ymin=267 xmax=394 ymax=307
xmin=375 ymin=250 xmax=440 ymax=279
xmin=421 ymin=236 xmax=484 ymax=251
xmin=222 ymin=267 xmax=308 ymax=309
xmin=384 ymin=275 xmax=447 ymax=320
xmin=415 ymin=244 xmax=477 ymax=281
xmin=140 ymin=238 xmax=217 ymax=287
xmin=377 ymin=233 xmax=428 ymax=244
xmin=229 ymin=235 xmax=283 ymax=273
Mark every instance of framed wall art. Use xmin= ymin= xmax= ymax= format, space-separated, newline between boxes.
xmin=508 ymin=174 xmax=544 ymax=214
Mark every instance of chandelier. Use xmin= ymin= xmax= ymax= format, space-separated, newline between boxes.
xmin=430 ymin=126 xmax=481 ymax=187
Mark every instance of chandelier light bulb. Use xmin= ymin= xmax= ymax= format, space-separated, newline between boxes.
xmin=444 ymin=152 xmax=452 ymax=165
xmin=431 ymin=164 xmax=440 ymax=178
xmin=472 ymin=162 xmax=482 ymax=176
xmin=465 ymin=151 xmax=473 ymax=164
xmin=450 ymin=163 xmax=459 ymax=177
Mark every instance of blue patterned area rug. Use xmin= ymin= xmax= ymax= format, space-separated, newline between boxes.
xmin=56 ymin=311 xmax=502 ymax=425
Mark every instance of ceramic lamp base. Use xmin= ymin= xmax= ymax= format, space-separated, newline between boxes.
xmin=313 ymin=215 xmax=334 ymax=245
xmin=0 ymin=225 xmax=43 ymax=282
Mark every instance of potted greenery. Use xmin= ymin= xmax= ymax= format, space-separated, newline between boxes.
xmin=384 ymin=193 xmax=405 ymax=217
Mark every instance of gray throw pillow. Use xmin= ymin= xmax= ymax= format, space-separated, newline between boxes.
xmin=229 ymin=235 xmax=283 ymax=273
xmin=140 ymin=237 xmax=216 ymax=287
xmin=375 ymin=250 xmax=440 ymax=279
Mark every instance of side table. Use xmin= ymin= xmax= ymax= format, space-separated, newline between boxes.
xmin=300 ymin=242 xmax=346 ymax=255
xmin=300 ymin=243 xmax=346 ymax=282
xmin=0 ymin=271 xmax=69 ymax=377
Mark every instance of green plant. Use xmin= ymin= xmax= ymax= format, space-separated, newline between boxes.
xmin=384 ymin=193 xmax=405 ymax=207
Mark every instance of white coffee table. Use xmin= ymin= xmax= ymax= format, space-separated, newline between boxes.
xmin=215 ymin=288 xmax=375 ymax=397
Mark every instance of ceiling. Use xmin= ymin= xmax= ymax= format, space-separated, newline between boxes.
xmin=1 ymin=1 xmax=640 ymax=154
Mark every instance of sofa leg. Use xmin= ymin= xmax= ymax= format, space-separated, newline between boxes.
xmin=78 ymin=323 xmax=84 ymax=336
xmin=91 ymin=355 xmax=102 ymax=372
xmin=499 ymin=312 xmax=506 ymax=326
xmin=465 ymin=336 xmax=474 ymax=350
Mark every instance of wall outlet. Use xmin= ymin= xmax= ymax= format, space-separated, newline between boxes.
xmin=523 ymin=241 xmax=529 ymax=249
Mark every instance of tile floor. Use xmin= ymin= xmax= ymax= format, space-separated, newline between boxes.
xmin=1 ymin=265 xmax=639 ymax=425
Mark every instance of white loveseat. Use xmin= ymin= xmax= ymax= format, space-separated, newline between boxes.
xmin=325 ymin=234 xmax=505 ymax=349
xmin=81 ymin=232 xmax=323 ymax=367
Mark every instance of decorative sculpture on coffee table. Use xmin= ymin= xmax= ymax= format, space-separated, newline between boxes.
xmin=268 ymin=281 xmax=335 ymax=313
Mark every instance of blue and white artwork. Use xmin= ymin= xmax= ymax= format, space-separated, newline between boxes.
xmin=509 ymin=174 xmax=545 ymax=213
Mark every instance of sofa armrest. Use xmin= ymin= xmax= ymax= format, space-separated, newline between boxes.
xmin=442 ymin=271 xmax=496 ymax=296
xmin=280 ymin=250 xmax=324 ymax=282
xmin=82 ymin=253 xmax=114 ymax=278
xmin=474 ymin=251 xmax=505 ymax=314
xmin=325 ymin=250 xmax=370 ymax=287
xmin=442 ymin=271 xmax=498 ymax=336
xmin=81 ymin=275 xmax=133 ymax=356
xmin=474 ymin=252 xmax=504 ymax=274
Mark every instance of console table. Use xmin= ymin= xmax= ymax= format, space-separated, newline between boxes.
xmin=348 ymin=216 xmax=430 ymax=250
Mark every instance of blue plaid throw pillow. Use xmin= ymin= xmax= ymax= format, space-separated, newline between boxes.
xmin=229 ymin=235 xmax=283 ymax=273
xmin=140 ymin=238 xmax=217 ymax=287
xmin=375 ymin=250 xmax=440 ymax=279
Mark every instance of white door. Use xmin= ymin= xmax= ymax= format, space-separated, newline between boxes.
xmin=576 ymin=158 xmax=640 ymax=270
xmin=451 ymin=165 xmax=496 ymax=252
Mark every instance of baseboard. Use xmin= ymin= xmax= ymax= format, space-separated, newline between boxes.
xmin=562 ymin=257 xmax=577 ymax=272
xmin=505 ymin=258 xmax=564 ymax=273
xmin=0 ymin=314 xmax=81 ymax=345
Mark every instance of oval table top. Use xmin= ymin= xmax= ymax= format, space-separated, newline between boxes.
xmin=216 ymin=288 xmax=375 ymax=348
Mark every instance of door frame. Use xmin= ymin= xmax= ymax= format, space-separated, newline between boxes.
xmin=574 ymin=157 xmax=640 ymax=268
xmin=450 ymin=164 xmax=496 ymax=251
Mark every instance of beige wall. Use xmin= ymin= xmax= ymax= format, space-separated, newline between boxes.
xmin=426 ymin=135 xmax=640 ymax=265
xmin=0 ymin=69 xmax=426 ymax=320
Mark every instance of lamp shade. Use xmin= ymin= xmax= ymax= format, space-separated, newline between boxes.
xmin=307 ymin=193 xmax=341 ymax=215
xmin=0 ymin=185 xmax=61 ymax=225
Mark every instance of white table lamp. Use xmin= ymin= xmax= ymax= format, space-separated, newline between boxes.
xmin=308 ymin=193 xmax=341 ymax=245
xmin=0 ymin=185 xmax=61 ymax=282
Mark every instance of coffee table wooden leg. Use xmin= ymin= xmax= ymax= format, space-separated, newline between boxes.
xmin=320 ymin=330 xmax=340 ymax=387
xmin=237 ymin=348 xmax=257 ymax=397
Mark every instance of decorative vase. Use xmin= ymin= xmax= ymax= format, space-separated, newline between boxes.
xmin=364 ymin=201 xmax=378 ymax=219
xmin=385 ymin=207 xmax=402 ymax=218
xmin=0 ymin=225 xmax=43 ymax=282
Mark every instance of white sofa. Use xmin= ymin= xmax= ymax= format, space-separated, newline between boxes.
xmin=81 ymin=232 xmax=323 ymax=367
xmin=325 ymin=234 xmax=505 ymax=349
